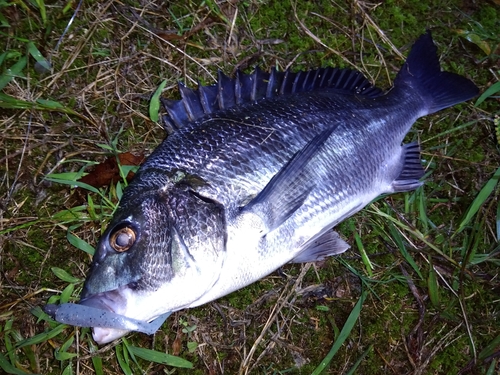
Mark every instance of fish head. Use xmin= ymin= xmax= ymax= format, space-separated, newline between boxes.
xmin=80 ymin=184 xmax=227 ymax=343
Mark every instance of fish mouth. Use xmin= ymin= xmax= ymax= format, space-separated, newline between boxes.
xmin=79 ymin=288 xmax=127 ymax=315
xmin=78 ymin=286 xmax=132 ymax=344
xmin=77 ymin=286 xmax=171 ymax=344
xmin=45 ymin=284 xmax=171 ymax=344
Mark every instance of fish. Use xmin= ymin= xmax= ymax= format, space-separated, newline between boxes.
xmin=44 ymin=31 xmax=478 ymax=344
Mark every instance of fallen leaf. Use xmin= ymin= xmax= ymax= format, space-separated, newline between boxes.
xmin=78 ymin=152 xmax=145 ymax=188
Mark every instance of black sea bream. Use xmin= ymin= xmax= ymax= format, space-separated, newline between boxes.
xmin=45 ymin=32 xmax=478 ymax=344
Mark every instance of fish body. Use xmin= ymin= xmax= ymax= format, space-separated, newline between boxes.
xmin=44 ymin=32 xmax=478 ymax=344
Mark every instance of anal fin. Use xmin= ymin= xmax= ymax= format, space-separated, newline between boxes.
xmin=392 ymin=142 xmax=425 ymax=193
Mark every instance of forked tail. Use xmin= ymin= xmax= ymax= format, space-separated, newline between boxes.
xmin=394 ymin=31 xmax=478 ymax=114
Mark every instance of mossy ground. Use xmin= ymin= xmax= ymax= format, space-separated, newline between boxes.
xmin=1 ymin=0 xmax=499 ymax=374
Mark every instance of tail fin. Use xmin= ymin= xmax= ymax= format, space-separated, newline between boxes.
xmin=394 ymin=31 xmax=478 ymax=114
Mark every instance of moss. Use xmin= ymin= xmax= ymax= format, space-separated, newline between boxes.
xmin=476 ymin=5 xmax=499 ymax=31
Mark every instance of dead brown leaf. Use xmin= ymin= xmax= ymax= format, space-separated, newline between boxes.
xmin=78 ymin=152 xmax=145 ymax=189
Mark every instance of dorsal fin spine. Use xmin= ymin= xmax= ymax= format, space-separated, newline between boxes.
xmin=266 ymin=68 xmax=276 ymax=98
xmin=217 ymin=70 xmax=235 ymax=110
xmin=198 ymin=83 xmax=218 ymax=114
xmin=161 ymin=65 xmax=382 ymax=132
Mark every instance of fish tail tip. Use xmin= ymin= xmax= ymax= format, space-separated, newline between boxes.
xmin=395 ymin=31 xmax=479 ymax=114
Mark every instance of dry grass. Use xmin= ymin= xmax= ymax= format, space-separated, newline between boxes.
xmin=1 ymin=0 xmax=499 ymax=374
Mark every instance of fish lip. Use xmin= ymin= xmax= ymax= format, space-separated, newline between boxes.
xmin=79 ymin=287 xmax=128 ymax=315
xmin=79 ymin=294 xmax=115 ymax=313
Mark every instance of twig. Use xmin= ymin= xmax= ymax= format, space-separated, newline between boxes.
xmin=239 ymin=263 xmax=311 ymax=374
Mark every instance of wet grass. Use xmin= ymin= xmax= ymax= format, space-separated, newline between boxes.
xmin=1 ymin=0 xmax=499 ymax=374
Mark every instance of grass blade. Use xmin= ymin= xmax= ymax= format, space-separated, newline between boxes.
xmin=127 ymin=346 xmax=193 ymax=369
xmin=35 ymin=0 xmax=47 ymax=25
xmin=55 ymin=335 xmax=78 ymax=361
xmin=388 ymin=222 xmax=423 ymax=279
xmin=36 ymin=98 xmax=65 ymax=109
xmin=0 ymin=56 xmax=27 ymax=90
xmin=0 ymin=12 xmax=10 ymax=27
xmin=27 ymin=42 xmax=50 ymax=72
xmin=486 ymin=359 xmax=498 ymax=375
xmin=475 ymin=81 xmax=500 ymax=106
xmin=66 ymin=232 xmax=95 ymax=255
xmin=3 ymin=319 xmax=15 ymax=365
xmin=149 ymin=79 xmax=167 ymax=122
xmin=51 ymin=267 xmax=81 ymax=283
xmin=349 ymin=220 xmax=373 ymax=276
xmin=59 ymin=284 xmax=75 ymax=304
xmin=0 ymin=352 xmax=37 ymax=375
xmin=15 ymin=325 xmax=67 ymax=349
xmin=44 ymin=176 xmax=100 ymax=194
xmin=44 ymin=175 xmax=116 ymax=209
xmin=428 ymin=265 xmax=440 ymax=308
xmin=0 ymin=52 xmax=7 ymax=65
xmin=115 ymin=344 xmax=132 ymax=375
xmin=61 ymin=364 xmax=73 ymax=375
xmin=311 ymin=290 xmax=368 ymax=375
xmin=456 ymin=166 xmax=500 ymax=235
xmin=0 ymin=93 xmax=95 ymax=124
xmin=345 ymin=344 xmax=373 ymax=375
xmin=496 ymin=200 xmax=500 ymax=242
xmin=89 ymin=340 xmax=103 ymax=375
xmin=478 ymin=334 xmax=500 ymax=360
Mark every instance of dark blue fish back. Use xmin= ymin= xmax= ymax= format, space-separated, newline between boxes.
xmin=161 ymin=67 xmax=384 ymax=133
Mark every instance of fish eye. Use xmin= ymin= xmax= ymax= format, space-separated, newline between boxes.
xmin=110 ymin=226 xmax=136 ymax=252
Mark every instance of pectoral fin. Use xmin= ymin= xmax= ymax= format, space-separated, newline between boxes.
xmin=240 ymin=128 xmax=335 ymax=234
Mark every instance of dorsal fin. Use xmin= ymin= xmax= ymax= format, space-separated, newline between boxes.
xmin=267 ymin=68 xmax=285 ymax=98
xmin=198 ymin=82 xmax=218 ymax=113
xmin=218 ymin=70 xmax=235 ymax=110
xmin=250 ymin=66 xmax=270 ymax=101
xmin=161 ymin=66 xmax=383 ymax=132
xmin=178 ymin=82 xmax=205 ymax=121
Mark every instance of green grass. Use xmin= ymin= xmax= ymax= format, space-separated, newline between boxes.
xmin=1 ymin=0 xmax=499 ymax=374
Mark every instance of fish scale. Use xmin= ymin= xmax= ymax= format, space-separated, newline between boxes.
xmin=44 ymin=31 xmax=479 ymax=345
xmin=137 ymin=92 xmax=388 ymax=206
